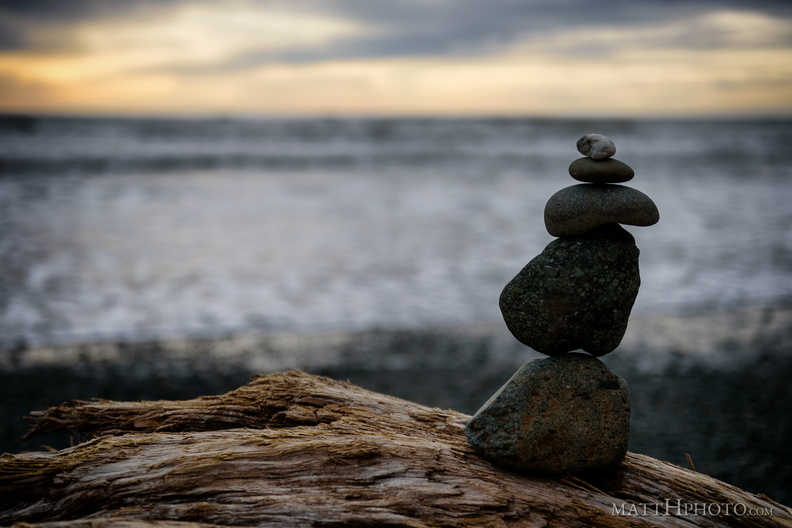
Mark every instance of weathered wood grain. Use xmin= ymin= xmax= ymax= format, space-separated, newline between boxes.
xmin=1 ymin=370 xmax=789 ymax=527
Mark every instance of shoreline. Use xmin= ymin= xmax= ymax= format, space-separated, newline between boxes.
xmin=4 ymin=304 xmax=790 ymax=372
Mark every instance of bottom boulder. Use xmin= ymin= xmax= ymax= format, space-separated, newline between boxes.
xmin=465 ymin=353 xmax=630 ymax=474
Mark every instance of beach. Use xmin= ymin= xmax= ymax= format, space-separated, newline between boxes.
xmin=2 ymin=305 xmax=791 ymax=504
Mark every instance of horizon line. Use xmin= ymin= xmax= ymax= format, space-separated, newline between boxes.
xmin=3 ymin=108 xmax=792 ymax=122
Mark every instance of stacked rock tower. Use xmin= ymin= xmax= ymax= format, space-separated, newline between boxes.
xmin=465 ymin=134 xmax=659 ymax=474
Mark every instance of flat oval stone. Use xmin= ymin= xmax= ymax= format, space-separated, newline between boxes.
xmin=499 ymin=224 xmax=640 ymax=356
xmin=544 ymin=184 xmax=659 ymax=237
xmin=576 ymin=133 xmax=616 ymax=160
xmin=569 ymin=157 xmax=634 ymax=183
xmin=465 ymin=353 xmax=630 ymax=474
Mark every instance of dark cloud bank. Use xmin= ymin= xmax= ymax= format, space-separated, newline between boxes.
xmin=2 ymin=0 xmax=790 ymax=61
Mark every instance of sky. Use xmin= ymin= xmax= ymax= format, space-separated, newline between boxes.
xmin=1 ymin=0 xmax=791 ymax=117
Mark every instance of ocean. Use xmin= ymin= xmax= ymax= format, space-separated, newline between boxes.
xmin=1 ymin=115 xmax=790 ymax=348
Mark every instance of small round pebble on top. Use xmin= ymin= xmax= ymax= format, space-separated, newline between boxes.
xmin=576 ymin=133 xmax=616 ymax=160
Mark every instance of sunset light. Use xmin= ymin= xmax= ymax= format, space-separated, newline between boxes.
xmin=1 ymin=1 xmax=790 ymax=116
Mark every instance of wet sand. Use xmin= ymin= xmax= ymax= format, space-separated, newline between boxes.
xmin=1 ymin=305 xmax=790 ymax=505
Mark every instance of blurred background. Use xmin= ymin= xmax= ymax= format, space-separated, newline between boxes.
xmin=1 ymin=0 xmax=791 ymax=504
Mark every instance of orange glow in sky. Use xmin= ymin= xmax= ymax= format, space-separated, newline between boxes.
xmin=1 ymin=2 xmax=791 ymax=117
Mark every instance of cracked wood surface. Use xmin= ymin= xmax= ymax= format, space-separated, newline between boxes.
xmin=1 ymin=370 xmax=790 ymax=527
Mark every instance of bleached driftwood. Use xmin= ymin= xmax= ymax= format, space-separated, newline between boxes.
xmin=1 ymin=370 xmax=789 ymax=527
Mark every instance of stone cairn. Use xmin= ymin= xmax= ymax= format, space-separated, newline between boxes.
xmin=465 ymin=134 xmax=659 ymax=474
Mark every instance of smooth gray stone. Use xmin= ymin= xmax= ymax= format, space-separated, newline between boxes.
xmin=544 ymin=184 xmax=659 ymax=237
xmin=569 ymin=157 xmax=634 ymax=184
xmin=499 ymin=224 xmax=640 ymax=356
xmin=576 ymin=133 xmax=616 ymax=160
xmin=465 ymin=353 xmax=630 ymax=474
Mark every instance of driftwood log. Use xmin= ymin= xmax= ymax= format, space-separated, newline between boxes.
xmin=1 ymin=370 xmax=790 ymax=527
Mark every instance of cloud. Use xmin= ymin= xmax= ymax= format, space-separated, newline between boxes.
xmin=0 ymin=0 xmax=790 ymax=116
xmin=2 ymin=0 xmax=791 ymax=58
xmin=284 ymin=1 xmax=792 ymax=61
xmin=0 ymin=0 xmax=190 ymax=51
xmin=513 ymin=9 xmax=792 ymax=58
xmin=132 ymin=3 xmax=792 ymax=78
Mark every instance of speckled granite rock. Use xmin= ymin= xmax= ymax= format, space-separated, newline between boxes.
xmin=465 ymin=353 xmax=630 ymax=474
xmin=576 ymin=133 xmax=616 ymax=160
xmin=499 ymin=224 xmax=640 ymax=356
xmin=544 ymin=184 xmax=659 ymax=237
xmin=568 ymin=157 xmax=634 ymax=184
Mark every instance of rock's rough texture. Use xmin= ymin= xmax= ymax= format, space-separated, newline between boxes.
xmin=465 ymin=353 xmax=630 ymax=474
xmin=576 ymin=133 xmax=616 ymax=160
xmin=568 ymin=157 xmax=634 ymax=184
xmin=544 ymin=184 xmax=659 ymax=237
xmin=499 ymin=224 xmax=640 ymax=356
